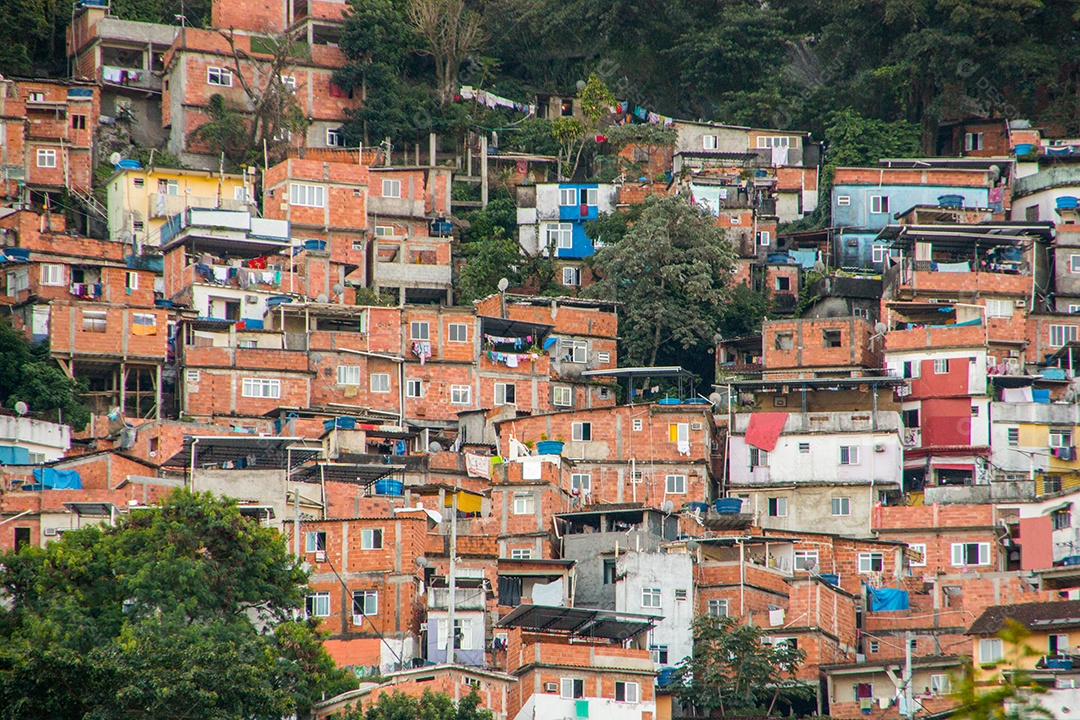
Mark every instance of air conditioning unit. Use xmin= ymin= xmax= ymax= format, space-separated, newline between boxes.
xmin=690 ymin=421 xmax=703 ymax=431
xmin=186 ymin=369 xmax=200 ymax=383
xmin=1015 ymin=299 xmax=1027 ymax=308
xmin=245 ymin=295 xmax=258 ymax=304
xmin=43 ymin=527 xmax=57 ymax=536
xmin=315 ymin=550 xmax=326 ymax=562
xmin=544 ymin=683 xmax=558 ymax=693
xmin=874 ymin=443 xmax=886 ymax=453
xmin=1008 ymin=349 xmax=1020 ymax=358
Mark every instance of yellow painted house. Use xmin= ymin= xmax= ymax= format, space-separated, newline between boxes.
xmin=991 ymin=402 xmax=1080 ymax=494
xmin=106 ymin=166 xmax=250 ymax=248
xmin=968 ymin=599 xmax=1080 ymax=684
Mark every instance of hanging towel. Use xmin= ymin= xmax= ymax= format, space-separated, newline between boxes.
xmin=506 ymin=353 xmax=518 ymax=368
xmin=677 ymin=440 xmax=690 ymax=456
xmin=212 ymin=267 xmax=229 ymax=283
xmin=745 ymin=412 xmax=788 ymax=451
xmin=1001 ymin=387 xmax=1034 ymax=403
xmin=465 ymin=453 xmax=491 ymax=479
xmin=769 ymin=608 xmax=785 ymax=626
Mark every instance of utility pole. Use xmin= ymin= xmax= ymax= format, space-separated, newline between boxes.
xmin=480 ymin=135 xmax=489 ymax=208
xmin=446 ymin=492 xmax=458 ymax=664
xmin=904 ymin=629 xmax=914 ymax=720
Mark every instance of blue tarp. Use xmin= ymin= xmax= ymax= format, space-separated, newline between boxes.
xmin=543 ymin=336 xmax=559 ymax=350
xmin=865 ymin=584 xmax=909 ymax=611
xmin=0 ymin=446 xmax=30 ymax=465
xmin=1033 ymin=389 xmax=1052 ymax=404
xmin=32 ymin=468 xmax=82 ymax=490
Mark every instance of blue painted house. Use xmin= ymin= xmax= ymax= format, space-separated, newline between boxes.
xmin=517 ymin=183 xmax=618 ymax=286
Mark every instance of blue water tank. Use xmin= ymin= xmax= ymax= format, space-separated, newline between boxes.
xmin=1014 ymin=143 xmax=1034 ymax=156
xmin=117 ymin=159 xmax=142 ymax=169
xmin=374 ymin=479 xmax=404 ymax=496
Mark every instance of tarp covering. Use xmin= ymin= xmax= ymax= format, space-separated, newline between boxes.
xmin=32 ymin=468 xmax=82 ymax=490
xmin=745 ymin=412 xmax=788 ymax=452
xmin=865 ymin=584 xmax=910 ymax=611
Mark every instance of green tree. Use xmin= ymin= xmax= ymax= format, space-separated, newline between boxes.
xmin=455 ymin=227 xmax=521 ymax=304
xmin=361 ymin=689 xmax=493 ymax=720
xmin=461 ymin=197 xmax=517 ymax=243
xmin=587 ymin=193 xmax=734 ymax=368
xmin=189 ymin=93 xmax=252 ymax=167
xmin=0 ymin=319 xmax=89 ymax=431
xmin=408 ymin=0 xmax=484 ymax=106
xmin=717 ymin=284 xmax=772 ymax=341
xmin=0 ymin=489 xmax=355 ymax=719
xmin=675 ymin=614 xmax=809 ymax=717
xmin=823 ymin=108 xmax=922 ymax=169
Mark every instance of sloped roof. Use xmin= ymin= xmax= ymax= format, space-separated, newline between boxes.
xmin=968 ymin=599 xmax=1080 ymax=635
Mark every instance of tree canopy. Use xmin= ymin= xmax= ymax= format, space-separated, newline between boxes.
xmin=0 ymin=319 xmax=90 ymax=431
xmin=330 ymin=688 xmax=493 ymax=720
xmin=586 ymin=193 xmax=734 ymax=369
xmin=0 ymin=489 xmax=356 ymax=719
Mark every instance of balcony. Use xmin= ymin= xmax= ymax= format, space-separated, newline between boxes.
xmin=1014 ymin=166 xmax=1080 ymax=198
xmin=101 ymin=65 xmax=162 ymax=93
xmin=149 ymin=193 xmax=245 ymax=218
xmin=732 ymin=410 xmax=902 ymax=435
xmin=373 ymin=259 xmax=452 ymax=290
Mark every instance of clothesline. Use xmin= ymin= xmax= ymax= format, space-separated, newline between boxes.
xmin=483 ymin=333 xmax=535 ymax=349
xmin=456 ymin=86 xmax=677 ymax=127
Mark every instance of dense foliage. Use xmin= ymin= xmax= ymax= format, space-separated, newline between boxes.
xmin=330 ymin=688 xmax=493 ymax=720
xmin=0 ymin=490 xmax=356 ymax=719
xmin=0 ymin=319 xmax=90 ymax=431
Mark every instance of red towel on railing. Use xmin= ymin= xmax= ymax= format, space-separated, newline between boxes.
xmin=745 ymin=412 xmax=788 ymax=452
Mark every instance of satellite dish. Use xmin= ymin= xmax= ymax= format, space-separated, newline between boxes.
xmin=332 ymin=283 xmax=344 ymax=295
xmin=804 ymin=557 xmax=817 ymax=571
xmin=708 ymin=392 xmax=724 ymax=407
xmin=875 ymin=322 xmax=888 ymax=334
xmin=428 ymin=441 xmax=443 ymax=453
xmin=310 ymin=352 xmax=323 ymax=364
xmin=685 ymin=539 xmax=699 ymax=552
xmin=988 ymin=164 xmax=1002 ymax=182
xmin=414 ymin=556 xmax=429 ymax=568
xmin=497 ymin=277 xmax=509 ymax=292
xmin=316 ymin=293 xmax=329 ymax=303
xmin=109 ymin=152 xmax=122 ymax=166
xmin=575 ymin=79 xmax=586 ymax=91
xmin=13 ymin=401 xmax=27 ymax=416
xmin=813 ymin=260 xmax=826 ymax=273
xmin=661 ymin=500 xmax=675 ymax=514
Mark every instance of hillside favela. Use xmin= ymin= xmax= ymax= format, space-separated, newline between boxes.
xmin=2 ymin=0 xmax=1080 ymax=718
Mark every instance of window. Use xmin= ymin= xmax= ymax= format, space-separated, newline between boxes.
xmin=965 ymin=132 xmax=984 ymax=151
xmin=39 ymin=264 xmax=64 ymax=286
xmin=572 ymin=422 xmax=592 ymax=441
xmin=930 ymin=674 xmax=950 ymax=695
xmin=27 ymin=92 xmax=45 ymax=103
xmin=703 ymin=135 xmax=718 ymax=150
xmin=584 ymin=188 xmax=598 ymax=206
xmin=370 ymin=373 xmax=390 ymax=393
xmin=1007 ymin=428 xmax=1019 ymax=446
xmin=560 ymin=678 xmax=584 ymax=699
xmin=437 ymin=617 xmax=473 ymax=650
xmin=562 ymin=266 xmax=581 ymax=286
xmin=1026 ymin=205 xmax=1040 ymax=221
xmin=124 ymin=271 xmax=139 ymax=291
xmin=552 ymin=386 xmax=572 ymax=407
xmin=352 ymin=590 xmax=378 ymax=617
xmin=675 ymin=589 xmax=688 ymax=601
xmin=326 ymin=128 xmax=343 ymax=147
xmin=242 ymin=378 xmax=281 ymax=398
xmin=708 ymin=598 xmax=729 ymax=616
xmin=615 ymin=681 xmax=639 ymax=703
xmin=870 ymin=195 xmax=889 ymax=214
xmin=823 ymin=329 xmax=842 ymax=348
xmin=934 ymin=358 xmax=950 ymax=374
xmin=1050 ymin=324 xmax=1078 ymax=347
xmin=951 ymin=542 xmax=990 ymax=566
xmin=207 ymin=66 xmax=232 ymax=86
xmin=666 ymin=474 xmax=687 ymax=494
xmin=749 ymin=447 xmax=769 ymax=468
xmin=448 ymin=323 xmax=468 ymax=342
xmin=602 ymin=558 xmax=617 ymax=584
xmin=839 ymin=446 xmax=860 ymax=465
xmin=794 ymin=550 xmax=819 ymax=571
xmin=669 ymin=423 xmax=689 ymax=444
xmin=336 ymin=366 xmax=360 ymax=386
xmin=836 ymin=195 xmax=851 ymax=206
xmin=513 ymin=493 xmax=534 ymax=515
xmin=382 ymin=179 xmax=401 ymax=198
xmin=767 ymin=497 xmax=787 ymax=517
xmin=868 ymin=640 xmax=879 ymax=653
xmin=361 ymin=528 xmax=383 ymax=549
xmin=650 ymin=644 xmax=669 ymax=664
xmin=1050 ymin=633 xmax=1070 ymax=655
xmin=237 ymin=340 xmax=257 ymax=349
xmin=411 ymin=321 xmax=430 ymax=340
xmin=305 ymin=531 xmax=326 ymax=553
xmin=235 ymin=186 xmax=249 ymax=202
xmin=546 ymin=223 xmax=573 ymax=250
xmin=873 ymin=244 xmax=888 ymax=263
xmin=510 ymin=548 xmax=532 ymax=559
xmin=633 ymin=418 xmax=643 ymax=431
xmin=36 ymin=148 xmax=56 ymax=168
xmin=374 ymin=225 xmax=395 ymax=237
xmin=775 ymin=276 xmax=790 ymax=291
xmin=305 ymin=592 xmax=330 ymax=617
xmin=858 ymin=552 xmax=884 ymax=573
xmin=494 ymin=382 xmax=516 ymax=405
xmin=571 ymin=473 xmax=591 ymax=493
xmin=641 ymin=587 xmax=662 ymax=608
xmin=406 ymin=379 xmax=423 ymax=398
xmin=450 ymin=385 xmax=471 ymax=405
xmin=757 ymin=135 xmax=795 ymax=148
xmin=568 ymin=340 xmax=588 ymax=363
xmin=1071 ymin=305 xmax=1080 ymax=314
xmin=798 ymin=442 xmax=810 ymax=454
xmin=757 ymin=230 xmax=771 ymax=246
xmin=82 ymin=310 xmax=107 ymax=333
xmin=289 ymin=183 xmax=325 ymax=207
xmin=985 ymin=298 xmax=1014 ymax=318
xmin=907 ymin=543 xmax=927 ymax=567
xmin=559 ymin=188 xmax=577 ymax=206
xmin=1053 ymin=508 xmax=1072 ymax=531
xmin=1050 ymin=428 xmax=1073 ymax=448
xmin=71 ymin=114 xmax=86 ymax=130
xmin=774 ymin=331 xmax=794 ymax=350
xmin=901 ymin=360 xmax=920 ymax=379
xmin=831 ymin=497 xmax=851 ymax=516
xmin=979 ymin=638 xmax=1003 ymax=664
